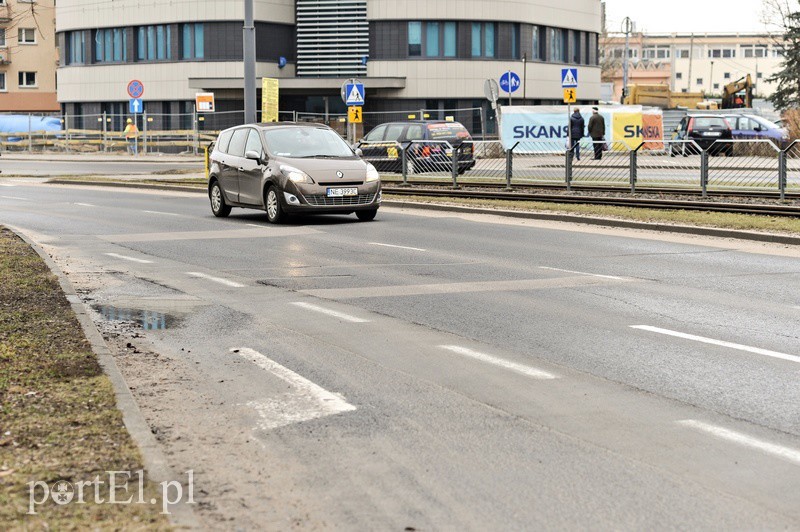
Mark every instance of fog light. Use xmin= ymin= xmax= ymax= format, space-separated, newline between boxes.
xmin=376 ymin=191 xmax=382 ymax=203
xmin=283 ymin=192 xmax=300 ymax=204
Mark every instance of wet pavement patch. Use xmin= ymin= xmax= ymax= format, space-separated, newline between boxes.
xmin=91 ymin=303 xmax=182 ymax=330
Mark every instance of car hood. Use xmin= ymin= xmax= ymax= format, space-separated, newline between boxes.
xmin=274 ymin=156 xmax=368 ymax=184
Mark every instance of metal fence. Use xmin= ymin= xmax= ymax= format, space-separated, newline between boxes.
xmin=370 ymin=138 xmax=796 ymax=198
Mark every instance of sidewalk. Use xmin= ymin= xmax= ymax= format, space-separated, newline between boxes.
xmin=0 ymin=152 xmax=204 ymax=164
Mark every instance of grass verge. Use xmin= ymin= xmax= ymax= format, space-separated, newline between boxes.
xmin=385 ymin=194 xmax=800 ymax=235
xmin=0 ymin=227 xmax=169 ymax=529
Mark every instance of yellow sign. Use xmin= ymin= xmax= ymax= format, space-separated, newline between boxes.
xmin=613 ymin=112 xmax=643 ymax=150
xmin=348 ymin=106 xmax=362 ymax=123
xmin=195 ymin=92 xmax=215 ymax=113
xmin=261 ymin=78 xmax=279 ymax=122
xmin=563 ymin=88 xmax=577 ymax=103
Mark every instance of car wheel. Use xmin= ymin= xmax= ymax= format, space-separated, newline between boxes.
xmin=356 ymin=209 xmax=378 ymax=222
xmin=209 ymin=180 xmax=231 ymax=218
xmin=265 ymin=186 xmax=285 ymax=224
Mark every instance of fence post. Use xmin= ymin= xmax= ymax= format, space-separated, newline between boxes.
xmin=102 ymin=112 xmax=107 ymax=153
xmin=293 ymin=110 xmax=298 ymax=122
xmin=630 ymin=145 xmax=638 ymax=193
xmin=700 ymin=149 xmax=709 ymax=197
xmin=565 ymin=147 xmax=572 ymax=192
xmin=143 ymin=110 xmax=148 ymax=155
xmin=451 ymin=143 xmax=459 ymax=189
xmin=480 ymin=106 xmax=486 ymax=141
xmin=401 ymin=142 xmax=409 ymax=186
xmin=505 ymin=142 xmax=517 ymax=191
xmin=28 ymin=114 xmax=32 ymax=153
xmin=193 ymin=105 xmax=199 ymax=156
xmin=779 ymin=149 xmax=787 ymax=201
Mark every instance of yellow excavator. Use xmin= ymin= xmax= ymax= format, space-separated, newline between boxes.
xmin=624 ymin=85 xmax=718 ymax=109
xmin=720 ymin=74 xmax=753 ymax=109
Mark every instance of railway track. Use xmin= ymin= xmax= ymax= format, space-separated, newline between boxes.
xmin=382 ymin=185 xmax=800 ymax=217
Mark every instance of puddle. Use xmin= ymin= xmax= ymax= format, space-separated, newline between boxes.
xmin=91 ymin=304 xmax=181 ymax=330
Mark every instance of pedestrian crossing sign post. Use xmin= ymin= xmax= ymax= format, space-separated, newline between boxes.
xmin=348 ymin=106 xmax=362 ymax=123
xmin=563 ymin=88 xmax=577 ymax=103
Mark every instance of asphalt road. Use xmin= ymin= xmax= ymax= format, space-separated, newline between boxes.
xmin=2 ymin=181 xmax=800 ymax=529
xmin=0 ymin=157 xmax=202 ymax=176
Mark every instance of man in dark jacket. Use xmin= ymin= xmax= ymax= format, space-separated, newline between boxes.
xmin=569 ymin=108 xmax=585 ymax=161
xmin=588 ymin=107 xmax=606 ymax=160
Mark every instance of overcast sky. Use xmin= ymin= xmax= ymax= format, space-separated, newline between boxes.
xmin=604 ymin=0 xmax=774 ymax=34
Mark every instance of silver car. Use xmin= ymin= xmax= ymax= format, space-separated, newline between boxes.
xmin=208 ymin=123 xmax=381 ymax=223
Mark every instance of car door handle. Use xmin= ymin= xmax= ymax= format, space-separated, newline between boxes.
xmin=238 ymin=167 xmax=244 ymax=172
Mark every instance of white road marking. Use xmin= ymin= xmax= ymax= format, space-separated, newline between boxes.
xmin=104 ymin=252 xmax=153 ymax=264
xmin=74 ymin=202 xmax=96 ymax=207
xmin=291 ymin=302 xmax=369 ymax=323
xmin=0 ymin=195 xmax=29 ymax=201
xmin=232 ymin=347 xmax=356 ymax=430
xmin=246 ymin=223 xmax=263 ymax=228
xmin=631 ymin=325 xmax=800 ymax=365
xmin=186 ymin=272 xmax=245 ymax=288
xmin=439 ymin=345 xmax=558 ymax=380
xmin=678 ymin=420 xmax=800 ymax=465
xmin=369 ymin=242 xmax=427 ymax=252
xmin=143 ymin=210 xmax=180 ymax=216
xmin=539 ymin=266 xmax=626 ymax=281
xmin=0 ymin=183 xmax=16 ymax=187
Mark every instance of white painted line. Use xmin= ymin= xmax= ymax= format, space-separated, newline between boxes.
xmin=0 ymin=183 xmax=16 ymax=187
xmin=246 ymin=223 xmax=263 ymax=228
xmin=74 ymin=202 xmax=95 ymax=207
xmin=439 ymin=345 xmax=558 ymax=380
xmin=0 ymin=195 xmax=29 ymax=201
xmin=186 ymin=272 xmax=245 ymax=288
xmin=143 ymin=210 xmax=180 ymax=216
xmin=539 ymin=266 xmax=626 ymax=281
xmin=369 ymin=242 xmax=427 ymax=252
xmin=104 ymin=252 xmax=153 ymax=264
xmin=291 ymin=301 xmax=369 ymax=323
xmin=232 ymin=347 xmax=356 ymax=430
xmin=631 ymin=325 xmax=800 ymax=365
xmin=678 ymin=420 xmax=800 ymax=465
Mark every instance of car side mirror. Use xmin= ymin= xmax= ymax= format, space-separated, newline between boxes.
xmin=754 ymin=126 xmax=762 ymax=132
xmin=245 ymin=150 xmax=264 ymax=164
xmin=355 ymin=148 xmax=363 ymax=157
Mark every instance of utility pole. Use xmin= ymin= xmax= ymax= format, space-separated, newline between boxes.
xmin=687 ymin=33 xmax=694 ymax=92
xmin=709 ymin=60 xmax=714 ymax=95
xmin=622 ymin=16 xmax=634 ymax=103
xmin=243 ymin=0 xmax=256 ymax=124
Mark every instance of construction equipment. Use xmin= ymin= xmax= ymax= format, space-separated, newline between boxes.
xmin=623 ymin=84 xmax=717 ymax=109
xmin=721 ymin=74 xmax=753 ymax=109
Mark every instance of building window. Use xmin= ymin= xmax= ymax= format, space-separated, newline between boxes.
xmin=531 ymin=26 xmax=540 ymax=60
xmin=0 ymin=29 xmax=5 ymax=47
xmin=95 ymin=28 xmax=126 ymax=63
xmin=676 ymin=72 xmax=683 ymax=80
xmin=550 ymin=28 xmax=566 ymax=62
xmin=713 ymin=83 xmax=720 ymax=90
xmin=742 ymin=45 xmax=767 ymax=58
xmin=642 ymin=45 xmax=670 ymax=60
xmin=18 ymin=71 xmax=36 ymax=87
xmin=471 ymin=22 xmax=495 ymax=58
xmin=757 ymin=72 xmax=763 ymax=79
xmin=426 ymin=22 xmax=439 ymax=56
xmin=723 ymin=72 xmax=730 ymax=79
xmin=772 ymin=46 xmax=784 ymax=58
xmin=408 ymin=21 xmax=421 ymax=57
xmin=18 ymin=28 xmax=35 ymax=44
xmin=696 ymin=77 xmax=703 ymax=86
xmin=511 ymin=24 xmax=520 ymax=60
xmin=708 ymin=48 xmax=735 ymax=58
xmin=0 ymin=72 xmax=5 ymax=91
xmin=571 ymin=31 xmax=581 ymax=63
xmin=181 ymin=23 xmax=204 ymax=59
xmin=67 ymin=31 xmax=86 ymax=64
xmin=137 ymin=25 xmax=171 ymax=61
xmin=676 ymin=48 xmax=690 ymax=58
xmin=610 ymin=47 xmax=637 ymax=60
xmin=443 ymin=22 xmax=456 ymax=57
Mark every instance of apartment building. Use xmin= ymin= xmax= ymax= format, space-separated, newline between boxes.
xmin=0 ymin=0 xmax=59 ymax=112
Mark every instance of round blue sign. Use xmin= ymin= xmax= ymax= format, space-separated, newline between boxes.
xmin=499 ymin=72 xmax=521 ymax=94
xmin=127 ymin=80 xmax=144 ymax=99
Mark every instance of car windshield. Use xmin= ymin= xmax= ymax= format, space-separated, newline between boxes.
xmin=693 ymin=117 xmax=728 ymax=129
xmin=263 ymin=127 xmax=355 ymax=158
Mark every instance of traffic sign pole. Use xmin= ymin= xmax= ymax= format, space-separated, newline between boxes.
xmin=508 ymin=70 xmax=512 ymax=106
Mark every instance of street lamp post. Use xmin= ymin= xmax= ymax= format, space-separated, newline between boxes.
xmin=709 ymin=60 xmax=715 ymax=95
xmin=622 ymin=16 xmax=634 ymax=103
xmin=243 ymin=0 xmax=256 ymax=124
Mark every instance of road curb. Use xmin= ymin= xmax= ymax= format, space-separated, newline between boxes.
xmin=383 ymin=200 xmax=800 ymax=246
xmin=42 ymin=179 xmax=800 ymax=246
xmin=8 ymin=226 xmax=200 ymax=529
xmin=1 ymin=155 xmax=202 ymax=164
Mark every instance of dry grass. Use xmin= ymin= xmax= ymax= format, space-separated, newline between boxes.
xmin=0 ymin=228 xmax=169 ymax=530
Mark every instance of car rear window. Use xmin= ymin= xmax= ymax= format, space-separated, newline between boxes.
xmin=384 ymin=124 xmax=405 ymax=142
xmin=216 ymin=129 xmax=234 ymax=154
xmin=426 ymin=123 xmax=471 ymax=140
xmin=227 ymin=128 xmax=250 ymax=157
xmin=692 ymin=117 xmax=728 ymax=129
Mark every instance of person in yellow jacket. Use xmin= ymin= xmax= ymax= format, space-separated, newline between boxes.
xmin=123 ymin=118 xmax=139 ymax=155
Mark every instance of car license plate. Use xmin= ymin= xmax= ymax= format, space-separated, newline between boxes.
xmin=327 ymin=187 xmax=358 ymax=197
xmin=704 ymin=132 xmax=721 ymax=137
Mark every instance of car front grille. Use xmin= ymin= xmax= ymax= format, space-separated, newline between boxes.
xmin=303 ymin=193 xmax=376 ymax=206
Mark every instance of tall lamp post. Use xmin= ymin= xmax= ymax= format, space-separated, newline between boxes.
xmin=243 ymin=0 xmax=256 ymax=124
xmin=622 ymin=16 xmax=634 ymax=103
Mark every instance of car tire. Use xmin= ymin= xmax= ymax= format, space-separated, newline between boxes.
xmin=356 ymin=209 xmax=378 ymax=222
xmin=209 ymin=180 xmax=231 ymax=218
xmin=265 ymin=186 xmax=285 ymax=224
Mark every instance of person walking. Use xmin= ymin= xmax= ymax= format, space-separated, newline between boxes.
xmin=123 ymin=118 xmax=139 ymax=155
xmin=569 ymin=108 xmax=585 ymax=161
xmin=588 ymin=107 xmax=606 ymax=160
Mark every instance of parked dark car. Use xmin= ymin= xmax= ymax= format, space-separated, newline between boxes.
xmin=671 ymin=115 xmax=734 ymax=156
xmin=208 ymin=123 xmax=381 ymax=223
xmin=357 ymin=120 xmax=476 ymax=174
xmin=725 ymin=114 xmax=790 ymax=149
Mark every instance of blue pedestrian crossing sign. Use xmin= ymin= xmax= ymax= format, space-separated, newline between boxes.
xmin=129 ymin=98 xmax=143 ymax=114
xmin=344 ymin=83 xmax=365 ymax=105
xmin=561 ymin=68 xmax=578 ymax=88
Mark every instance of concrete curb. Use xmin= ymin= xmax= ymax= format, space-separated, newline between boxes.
xmin=42 ymin=179 xmax=800 ymax=246
xmin=8 ymin=226 xmax=200 ymax=529
xmin=1 ymin=155 xmax=202 ymax=164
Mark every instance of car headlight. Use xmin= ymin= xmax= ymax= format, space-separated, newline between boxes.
xmin=365 ymin=163 xmax=380 ymax=183
xmin=280 ymin=164 xmax=312 ymax=184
